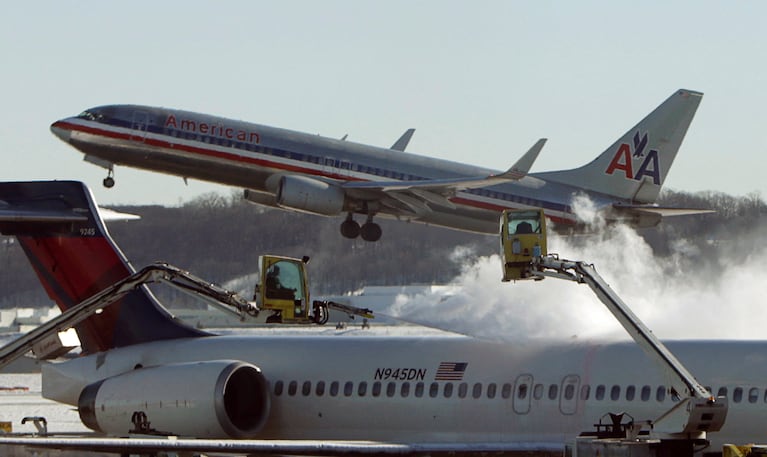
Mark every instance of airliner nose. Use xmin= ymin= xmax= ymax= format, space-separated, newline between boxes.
xmin=50 ymin=121 xmax=71 ymax=143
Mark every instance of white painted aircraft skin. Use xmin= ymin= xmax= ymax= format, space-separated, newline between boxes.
xmin=50 ymin=89 xmax=706 ymax=239
xmin=42 ymin=334 xmax=767 ymax=450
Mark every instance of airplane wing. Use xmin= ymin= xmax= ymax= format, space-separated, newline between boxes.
xmin=340 ymin=139 xmax=546 ymax=214
xmin=346 ymin=138 xmax=546 ymax=192
xmin=0 ymin=436 xmax=563 ymax=456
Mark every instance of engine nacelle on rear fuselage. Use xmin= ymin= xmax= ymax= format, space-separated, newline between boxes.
xmin=276 ymin=175 xmax=345 ymax=215
xmin=78 ymin=360 xmax=270 ymax=438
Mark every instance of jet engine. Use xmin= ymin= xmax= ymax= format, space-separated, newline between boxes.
xmin=276 ymin=175 xmax=345 ymax=215
xmin=78 ymin=360 xmax=270 ymax=438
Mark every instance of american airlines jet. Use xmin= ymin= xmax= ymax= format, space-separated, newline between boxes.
xmin=50 ymin=89 xmax=708 ymax=242
xmin=0 ymin=180 xmax=762 ymax=456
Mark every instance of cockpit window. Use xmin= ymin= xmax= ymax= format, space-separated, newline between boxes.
xmin=77 ymin=110 xmax=103 ymax=122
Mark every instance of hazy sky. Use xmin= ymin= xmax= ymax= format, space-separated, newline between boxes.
xmin=2 ymin=1 xmax=765 ymax=206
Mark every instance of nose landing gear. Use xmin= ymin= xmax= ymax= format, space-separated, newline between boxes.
xmin=102 ymin=169 xmax=115 ymax=188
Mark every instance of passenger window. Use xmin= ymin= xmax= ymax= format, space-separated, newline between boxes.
xmin=517 ymin=383 xmax=529 ymax=400
xmin=733 ymin=387 xmax=743 ymax=403
xmin=415 ymin=382 xmax=424 ymax=398
xmin=302 ymin=381 xmax=311 ymax=396
xmin=626 ymin=385 xmax=635 ymax=401
xmin=344 ymin=381 xmax=353 ymax=397
xmin=358 ymin=382 xmax=367 ymax=397
xmin=274 ymin=380 xmax=284 ymax=396
xmin=548 ymin=384 xmax=558 ymax=400
xmin=610 ymin=385 xmax=620 ymax=401
xmin=372 ymin=382 xmax=381 ymax=397
xmin=330 ymin=381 xmax=339 ymax=397
xmin=386 ymin=382 xmax=396 ymax=397
xmin=429 ymin=383 xmax=439 ymax=398
xmin=533 ymin=384 xmax=543 ymax=400
xmin=443 ymin=383 xmax=453 ymax=398
xmin=472 ymin=383 xmax=483 ymax=399
xmin=401 ymin=383 xmax=410 ymax=398
xmin=564 ymin=384 xmax=575 ymax=400
xmin=595 ymin=385 xmax=605 ymax=401
xmin=502 ymin=383 xmax=512 ymax=399
xmin=717 ymin=387 xmax=728 ymax=398
xmin=458 ymin=382 xmax=468 ymax=398
xmin=749 ymin=387 xmax=759 ymax=403
xmin=316 ymin=381 xmax=325 ymax=397
xmin=656 ymin=386 xmax=666 ymax=402
xmin=641 ymin=385 xmax=651 ymax=401
xmin=580 ymin=384 xmax=590 ymax=400
xmin=487 ymin=383 xmax=497 ymax=399
xmin=288 ymin=381 xmax=297 ymax=396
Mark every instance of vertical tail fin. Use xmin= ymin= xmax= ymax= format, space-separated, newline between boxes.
xmin=536 ymin=89 xmax=703 ymax=203
xmin=0 ymin=181 xmax=206 ymax=354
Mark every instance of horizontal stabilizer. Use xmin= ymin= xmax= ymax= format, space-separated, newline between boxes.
xmin=0 ymin=209 xmax=87 ymax=224
xmin=612 ymin=203 xmax=715 ymax=217
xmin=391 ymin=128 xmax=416 ymax=151
xmin=98 ymin=208 xmax=141 ymax=221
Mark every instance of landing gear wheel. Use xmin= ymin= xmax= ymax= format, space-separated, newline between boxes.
xmin=103 ymin=169 xmax=115 ymax=188
xmin=360 ymin=222 xmax=382 ymax=242
xmin=340 ymin=219 xmax=360 ymax=239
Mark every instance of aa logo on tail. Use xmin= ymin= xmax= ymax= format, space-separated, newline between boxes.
xmin=605 ymin=131 xmax=661 ymax=185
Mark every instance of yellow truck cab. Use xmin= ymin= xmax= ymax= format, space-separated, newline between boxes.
xmin=256 ymin=255 xmax=312 ymax=323
xmin=251 ymin=255 xmax=373 ymax=325
xmin=500 ymin=209 xmax=547 ymax=281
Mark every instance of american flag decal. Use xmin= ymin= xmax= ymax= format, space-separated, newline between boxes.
xmin=435 ymin=362 xmax=468 ymax=381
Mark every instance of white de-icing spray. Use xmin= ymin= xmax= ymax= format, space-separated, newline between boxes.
xmin=384 ymin=197 xmax=767 ymax=342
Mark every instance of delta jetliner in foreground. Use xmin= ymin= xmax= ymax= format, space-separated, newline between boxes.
xmin=0 ymin=180 xmax=764 ymax=456
xmin=50 ymin=89 xmax=709 ymax=241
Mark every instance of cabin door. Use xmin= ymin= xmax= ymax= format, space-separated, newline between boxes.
xmin=512 ymin=374 xmax=533 ymax=414
xmin=559 ymin=374 xmax=580 ymax=415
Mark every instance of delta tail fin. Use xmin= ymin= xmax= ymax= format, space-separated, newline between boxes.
xmin=0 ymin=181 xmax=206 ymax=354
xmin=535 ymin=89 xmax=703 ymax=203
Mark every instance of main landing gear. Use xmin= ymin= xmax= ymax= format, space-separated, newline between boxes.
xmin=102 ymin=169 xmax=115 ymax=188
xmin=340 ymin=213 xmax=382 ymax=242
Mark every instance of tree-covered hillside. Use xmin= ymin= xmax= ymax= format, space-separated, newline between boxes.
xmin=1 ymin=189 xmax=764 ymax=309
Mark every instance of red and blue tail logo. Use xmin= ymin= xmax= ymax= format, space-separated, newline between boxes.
xmin=0 ymin=181 xmax=206 ymax=354
xmin=605 ymin=131 xmax=661 ymax=185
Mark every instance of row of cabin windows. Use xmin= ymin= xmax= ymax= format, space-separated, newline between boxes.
xmin=273 ymin=380 xmax=512 ymax=400
xmin=273 ymin=380 xmax=766 ymax=405
xmin=165 ymin=127 xmax=430 ymax=183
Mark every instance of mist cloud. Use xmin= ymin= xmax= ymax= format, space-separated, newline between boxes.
xmin=384 ymin=208 xmax=767 ymax=342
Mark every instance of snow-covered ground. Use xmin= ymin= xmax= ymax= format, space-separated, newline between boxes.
xmin=0 ymin=373 xmax=87 ymax=434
